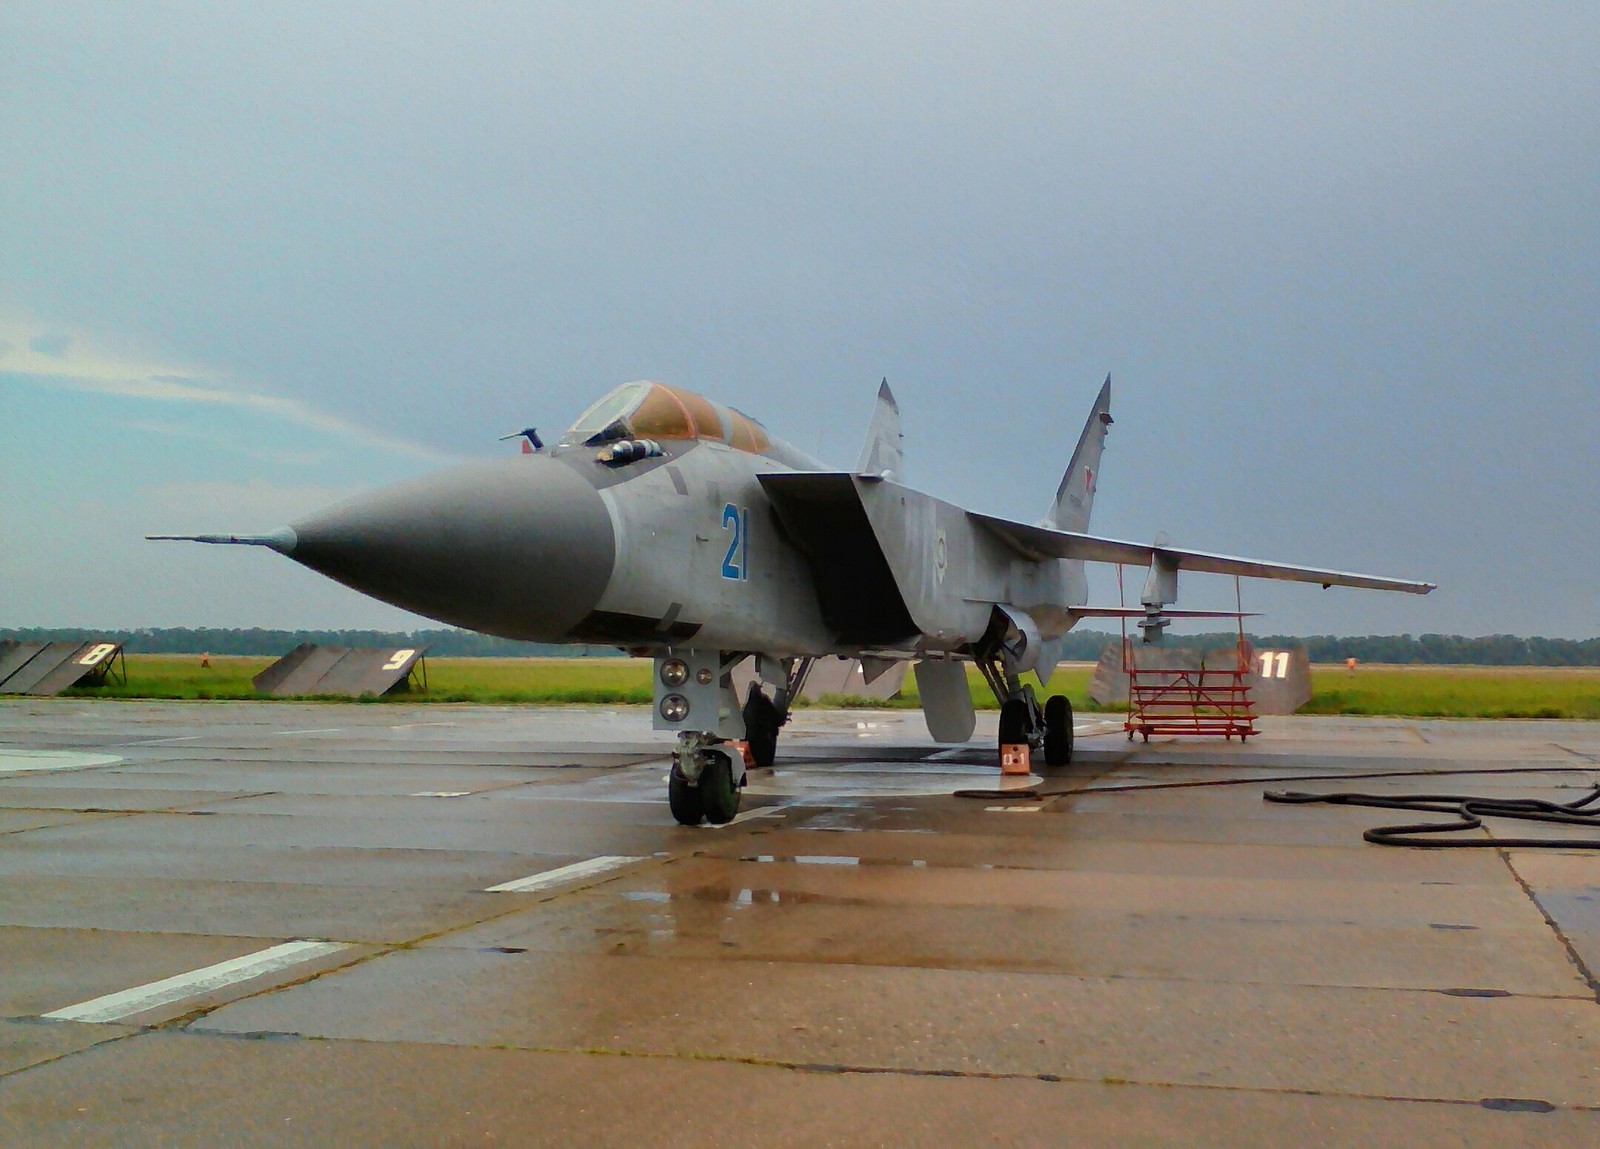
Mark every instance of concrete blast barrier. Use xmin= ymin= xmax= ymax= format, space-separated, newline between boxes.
xmin=0 ymin=640 xmax=125 ymax=696
xmin=1088 ymin=642 xmax=1202 ymax=706
xmin=727 ymin=656 xmax=910 ymax=710
xmin=1088 ymin=640 xmax=1312 ymax=715
xmin=800 ymin=657 xmax=909 ymax=701
xmin=1244 ymin=646 xmax=1313 ymax=715
xmin=252 ymin=645 xmax=427 ymax=698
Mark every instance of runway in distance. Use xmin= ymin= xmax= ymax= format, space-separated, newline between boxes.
xmin=154 ymin=378 xmax=1434 ymax=824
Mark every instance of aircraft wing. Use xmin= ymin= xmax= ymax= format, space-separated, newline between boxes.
xmin=969 ymin=512 xmax=1435 ymax=595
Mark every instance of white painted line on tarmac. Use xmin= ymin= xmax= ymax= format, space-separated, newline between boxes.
xmin=698 ymin=805 xmax=788 ymax=829
xmin=1077 ymin=720 xmax=1125 ymax=737
xmin=0 ymin=750 xmax=123 ymax=775
xmin=43 ymin=940 xmax=348 ymax=1025
xmin=270 ymin=728 xmax=344 ymax=737
xmin=485 ymin=855 xmax=641 ymax=893
xmin=410 ymin=791 xmax=473 ymax=798
xmin=126 ymin=735 xmax=205 ymax=746
xmin=985 ymin=805 xmax=1042 ymax=813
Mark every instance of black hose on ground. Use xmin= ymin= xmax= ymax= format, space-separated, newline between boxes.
xmin=1263 ymin=783 xmax=1600 ymax=848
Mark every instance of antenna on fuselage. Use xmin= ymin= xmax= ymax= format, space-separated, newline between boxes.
xmin=499 ymin=427 xmax=543 ymax=453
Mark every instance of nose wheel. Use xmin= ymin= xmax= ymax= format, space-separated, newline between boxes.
xmin=667 ymin=763 xmax=704 ymax=825
xmin=668 ymin=732 xmax=742 ymax=826
xmin=698 ymin=750 xmax=740 ymax=823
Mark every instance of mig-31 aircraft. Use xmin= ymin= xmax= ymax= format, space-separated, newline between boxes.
xmin=154 ymin=377 xmax=1433 ymax=824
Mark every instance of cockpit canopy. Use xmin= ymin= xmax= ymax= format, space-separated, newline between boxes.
xmin=561 ymin=380 xmax=773 ymax=455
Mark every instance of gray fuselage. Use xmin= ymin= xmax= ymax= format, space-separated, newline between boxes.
xmin=283 ymin=435 xmax=852 ymax=655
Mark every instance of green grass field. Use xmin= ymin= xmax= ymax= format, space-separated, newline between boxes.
xmin=61 ymin=655 xmax=1600 ymax=719
xmin=1296 ymin=665 xmax=1600 ymax=720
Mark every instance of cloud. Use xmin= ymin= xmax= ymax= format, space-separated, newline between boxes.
xmin=122 ymin=417 xmax=332 ymax=467
xmin=28 ymin=331 xmax=71 ymax=357
xmin=1 ymin=317 xmax=458 ymax=466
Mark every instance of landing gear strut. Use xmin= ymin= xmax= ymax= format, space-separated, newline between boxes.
xmin=976 ymin=650 xmax=1073 ymax=767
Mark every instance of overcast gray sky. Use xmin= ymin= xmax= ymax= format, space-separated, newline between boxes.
xmin=3 ymin=2 xmax=1596 ymax=637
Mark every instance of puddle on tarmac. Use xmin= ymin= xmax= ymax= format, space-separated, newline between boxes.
xmin=747 ymin=767 xmax=1008 ymax=799
xmin=612 ymin=885 xmax=871 ymax=908
xmin=792 ymin=809 xmax=867 ymax=832
xmin=788 ymin=807 xmax=937 ymax=834
xmin=594 ymin=852 xmax=964 ymax=937
xmin=738 ymin=854 xmax=930 ymax=869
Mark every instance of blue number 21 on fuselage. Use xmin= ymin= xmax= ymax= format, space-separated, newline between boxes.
xmin=721 ymin=503 xmax=750 ymax=581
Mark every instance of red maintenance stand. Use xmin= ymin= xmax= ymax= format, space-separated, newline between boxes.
xmin=1120 ymin=574 xmax=1257 ymax=743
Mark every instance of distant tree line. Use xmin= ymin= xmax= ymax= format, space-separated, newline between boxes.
xmin=1281 ymin=632 xmax=1600 ymax=667
xmin=1055 ymin=631 xmax=1600 ymax=667
xmin=4 ymin=627 xmax=1600 ymax=666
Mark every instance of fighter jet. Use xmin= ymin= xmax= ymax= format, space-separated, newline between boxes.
xmin=154 ymin=378 xmax=1433 ymax=824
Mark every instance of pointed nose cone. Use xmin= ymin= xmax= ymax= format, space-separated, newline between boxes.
xmin=289 ymin=455 xmax=615 ymax=642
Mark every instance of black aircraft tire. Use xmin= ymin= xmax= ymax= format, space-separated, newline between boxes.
xmin=1044 ymin=694 xmax=1074 ymax=766
xmin=998 ymin=698 xmax=1030 ymax=751
xmin=700 ymin=751 xmax=741 ymax=825
xmin=668 ymin=768 xmax=704 ymax=826
xmin=743 ymin=689 xmax=780 ymax=769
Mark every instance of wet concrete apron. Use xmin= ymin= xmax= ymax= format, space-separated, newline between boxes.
xmin=2 ymin=701 xmax=1600 ymax=1145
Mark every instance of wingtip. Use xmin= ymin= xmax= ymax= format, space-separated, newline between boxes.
xmin=877 ymin=377 xmax=898 ymax=411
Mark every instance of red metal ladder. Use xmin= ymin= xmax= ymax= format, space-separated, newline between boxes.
xmin=1123 ymin=641 xmax=1257 ymax=742
xmin=1116 ymin=570 xmax=1258 ymax=742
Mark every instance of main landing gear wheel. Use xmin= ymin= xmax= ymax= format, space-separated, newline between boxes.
xmin=1043 ymin=694 xmax=1074 ymax=766
xmin=699 ymin=749 xmax=741 ymax=824
xmin=743 ymin=687 xmax=780 ymax=769
xmin=997 ymin=697 xmax=1030 ymax=752
xmin=668 ymin=765 xmax=704 ymax=826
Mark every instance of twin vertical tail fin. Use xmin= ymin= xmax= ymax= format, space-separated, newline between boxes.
xmin=854 ymin=374 xmax=1108 ymax=530
xmin=856 ymin=378 xmax=905 ymax=481
xmin=1046 ymin=375 xmax=1113 ymax=533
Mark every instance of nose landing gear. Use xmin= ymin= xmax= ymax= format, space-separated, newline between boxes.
xmin=659 ymin=653 xmax=815 ymax=825
xmin=669 ymin=731 xmax=742 ymax=825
